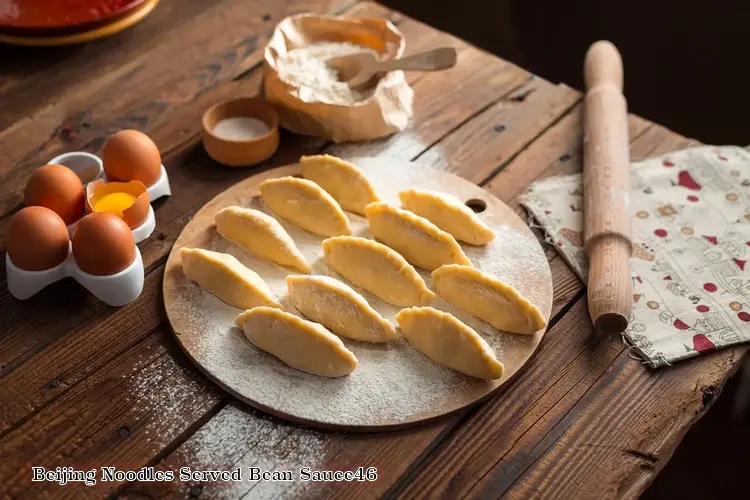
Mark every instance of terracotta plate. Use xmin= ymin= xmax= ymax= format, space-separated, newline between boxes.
xmin=1 ymin=0 xmax=145 ymax=32
xmin=0 ymin=0 xmax=157 ymax=45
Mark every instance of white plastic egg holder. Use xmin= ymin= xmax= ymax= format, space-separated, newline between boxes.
xmin=6 ymin=245 xmax=145 ymax=307
xmin=5 ymin=150 xmax=169 ymax=305
xmin=49 ymin=151 xmax=171 ymax=243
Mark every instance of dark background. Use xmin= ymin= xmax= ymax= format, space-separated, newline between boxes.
xmin=380 ymin=0 xmax=750 ymax=497
xmin=383 ymin=0 xmax=750 ymax=146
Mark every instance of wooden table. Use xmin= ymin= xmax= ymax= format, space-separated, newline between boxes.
xmin=0 ymin=1 xmax=746 ymax=498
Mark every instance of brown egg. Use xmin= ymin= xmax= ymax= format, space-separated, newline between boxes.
xmin=102 ymin=130 xmax=161 ymax=186
xmin=72 ymin=212 xmax=136 ymax=275
xmin=7 ymin=206 xmax=70 ymax=271
xmin=24 ymin=164 xmax=85 ymax=225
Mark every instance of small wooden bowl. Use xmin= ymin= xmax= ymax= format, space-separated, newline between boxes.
xmin=201 ymin=97 xmax=280 ymax=167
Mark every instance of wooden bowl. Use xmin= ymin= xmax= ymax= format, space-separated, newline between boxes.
xmin=201 ymin=97 xmax=280 ymax=167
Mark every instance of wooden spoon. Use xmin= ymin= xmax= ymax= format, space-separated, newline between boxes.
xmin=328 ymin=47 xmax=457 ymax=90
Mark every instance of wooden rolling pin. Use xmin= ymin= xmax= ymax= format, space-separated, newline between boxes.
xmin=583 ymin=41 xmax=632 ymax=335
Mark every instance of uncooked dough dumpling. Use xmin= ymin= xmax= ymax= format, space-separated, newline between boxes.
xmin=432 ymin=264 xmax=546 ymax=334
xmin=215 ymin=206 xmax=311 ymax=273
xmin=322 ymin=236 xmax=435 ymax=307
xmin=395 ymin=307 xmax=504 ymax=380
xmin=259 ymin=176 xmax=351 ymax=237
xmin=181 ymin=248 xmax=281 ymax=309
xmin=235 ymin=306 xmax=358 ymax=377
xmin=365 ymin=202 xmax=471 ymax=271
xmin=300 ymin=155 xmax=379 ymax=215
xmin=287 ymin=275 xmax=398 ymax=343
xmin=399 ymin=188 xmax=495 ymax=245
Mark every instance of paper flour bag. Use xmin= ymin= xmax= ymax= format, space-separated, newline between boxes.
xmin=263 ymin=14 xmax=414 ymax=143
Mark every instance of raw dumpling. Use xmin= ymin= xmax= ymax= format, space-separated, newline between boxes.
xmin=181 ymin=248 xmax=281 ymax=309
xmin=322 ymin=236 xmax=435 ymax=307
xmin=399 ymin=188 xmax=495 ymax=245
xmin=395 ymin=307 xmax=504 ymax=380
xmin=287 ymin=275 xmax=398 ymax=343
xmin=235 ymin=306 xmax=358 ymax=377
xmin=432 ymin=264 xmax=546 ymax=334
xmin=365 ymin=202 xmax=471 ymax=271
xmin=215 ymin=206 xmax=311 ymax=273
xmin=300 ymin=154 xmax=379 ymax=215
xmin=259 ymin=176 xmax=351 ymax=237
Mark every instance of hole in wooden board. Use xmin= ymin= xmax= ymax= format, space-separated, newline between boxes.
xmin=292 ymin=173 xmax=303 ymax=178
xmin=465 ymin=199 xmax=487 ymax=213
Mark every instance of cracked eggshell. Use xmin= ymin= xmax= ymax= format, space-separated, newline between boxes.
xmin=86 ymin=179 xmax=150 ymax=229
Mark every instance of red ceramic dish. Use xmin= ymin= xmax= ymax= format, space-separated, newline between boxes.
xmin=0 ymin=0 xmax=145 ymax=33
xmin=0 ymin=0 xmax=157 ymax=45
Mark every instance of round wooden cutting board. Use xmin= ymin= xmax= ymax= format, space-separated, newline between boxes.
xmin=163 ymin=158 xmax=553 ymax=431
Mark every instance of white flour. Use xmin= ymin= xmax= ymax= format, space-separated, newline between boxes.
xmin=276 ymin=42 xmax=378 ymax=105
xmin=161 ymin=404 xmax=329 ymax=499
xmin=212 ymin=117 xmax=270 ymax=141
xmin=166 ymin=159 xmax=552 ymax=428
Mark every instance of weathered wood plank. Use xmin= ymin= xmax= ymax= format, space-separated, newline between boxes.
xmin=328 ymin=49 xmax=532 ymax=161
xmin=0 ymin=2 xmax=447 ymax=243
xmin=0 ymin=1 xmax=526 ymax=398
xmin=0 ymin=0 xmax=354 ymax=215
xmin=386 ymin=113 xmax=745 ymax=500
xmin=483 ymin=104 xmax=654 ymax=206
xmin=0 ymin=330 xmax=226 ymax=499
xmin=415 ymin=80 xmax=580 ymax=184
xmin=2 ymin=0 xmax=435 ymax=441
xmin=499 ymin=345 xmax=746 ymax=500
xmin=140 ymin=4 xmax=449 ymax=165
xmin=0 ymin=3 xmax=722 ymax=500
xmin=117 ymin=81 xmax=584 ymax=499
xmin=0 ymin=4 xmax=564 ymax=497
xmin=118 ymin=238 xmax=579 ymax=500
xmin=131 ymin=26 xmax=530 ymax=270
xmin=372 ymin=104 xmax=638 ymax=500
xmin=394 ymin=296 xmax=630 ymax=499
xmin=0 ymin=1 xmax=220 ymax=113
xmin=0 ymin=0 xmax=353 ymax=141
xmin=0 ymin=269 xmax=165 ymax=434
xmin=0 ymin=0 xmax=404 ymax=377
xmin=0 ymin=13 xmax=506 ymax=422
xmin=123 ymin=402 xmax=458 ymax=500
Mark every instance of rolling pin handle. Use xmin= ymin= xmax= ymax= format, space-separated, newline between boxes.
xmin=584 ymin=40 xmax=623 ymax=92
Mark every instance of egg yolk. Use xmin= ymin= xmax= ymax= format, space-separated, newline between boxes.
xmin=93 ymin=192 xmax=137 ymax=218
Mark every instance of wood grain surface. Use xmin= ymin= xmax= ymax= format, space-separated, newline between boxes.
xmin=163 ymin=160 xmax=552 ymax=430
xmin=0 ymin=1 xmax=746 ymax=499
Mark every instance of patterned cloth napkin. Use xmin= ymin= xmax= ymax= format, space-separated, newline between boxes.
xmin=520 ymin=146 xmax=750 ymax=367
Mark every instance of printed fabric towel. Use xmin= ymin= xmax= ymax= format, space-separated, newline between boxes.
xmin=520 ymin=146 xmax=750 ymax=367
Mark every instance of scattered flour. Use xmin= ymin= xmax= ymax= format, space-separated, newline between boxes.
xmin=276 ymin=42 xmax=379 ymax=105
xmin=166 ymin=159 xmax=552 ymax=428
xmin=162 ymin=404 xmax=329 ymax=499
